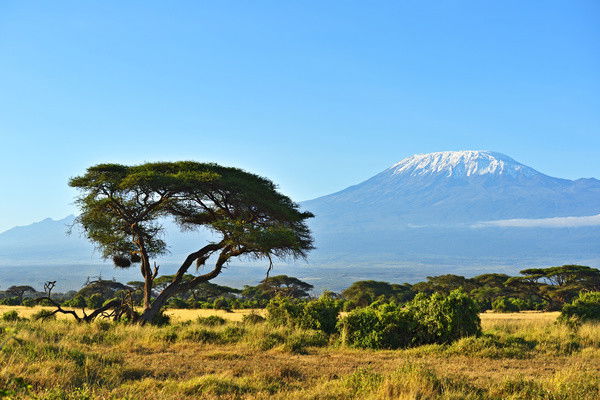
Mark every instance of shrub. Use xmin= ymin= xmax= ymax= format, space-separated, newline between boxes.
xmin=63 ymin=295 xmax=87 ymax=308
xmin=1 ymin=310 xmax=21 ymax=322
xmin=21 ymin=298 xmax=36 ymax=307
xmin=31 ymin=309 xmax=57 ymax=321
xmin=182 ymin=328 xmax=222 ymax=344
xmin=267 ymin=295 xmax=340 ymax=334
xmin=560 ymin=291 xmax=600 ymax=323
xmin=492 ymin=297 xmax=520 ymax=313
xmin=150 ymin=312 xmax=171 ymax=326
xmin=256 ymin=332 xmax=286 ymax=350
xmin=220 ymin=326 xmax=246 ymax=343
xmin=298 ymin=294 xmax=341 ymax=334
xmin=168 ymin=297 xmax=191 ymax=309
xmin=156 ymin=327 xmax=178 ymax=343
xmin=266 ymin=296 xmax=304 ymax=327
xmin=339 ymin=305 xmax=416 ymax=349
xmin=446 ymin=334 xmax=536 ymax=359
xmin=339 ymin=290 xmax=480 ymax=349
xmin=213 ymin=297 xmax=232 ymax=311
xmin=0 ymin=297 xmax=20 ymax=306
xmin=242 ymin=313 xmax=266 ymax=324
xmin=409 ymin=290 xmax=481 ymax=345
xmin=197 ymin=315 xmax=226 ymax=326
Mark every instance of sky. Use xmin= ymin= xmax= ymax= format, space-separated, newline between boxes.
xmin=0 ymin=1 xmax=599 ymax=232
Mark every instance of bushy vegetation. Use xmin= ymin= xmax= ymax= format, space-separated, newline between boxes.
xmin=266 ymin=293 xmax=342 ymax=335
xmin=339 ymin=290 xmax=481 ymax=349
xmin=560 ymin=291 xmax=600 ymax=323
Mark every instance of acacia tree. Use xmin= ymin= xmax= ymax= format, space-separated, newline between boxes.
xmin=6 ymin=285 xmax=37 ymax=303
xmin=255 ymin=275 xmax=314 ymax=298
xmin=506 ymin=265 xmax=600 ymax=310
xmin=69 ymin=162 xmax=313 ymax=323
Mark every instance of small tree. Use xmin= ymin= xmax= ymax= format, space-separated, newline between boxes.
xmin=256 ymin=275 xmax=314 ymax=299
xmin=5 ymin=285 xmax=36 ymax=303
xmin=69 ymin=162 xmax=313 ymax=323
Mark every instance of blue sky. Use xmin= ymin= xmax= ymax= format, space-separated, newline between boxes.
xmin=0 ymin=1 xmax=599 ymax=232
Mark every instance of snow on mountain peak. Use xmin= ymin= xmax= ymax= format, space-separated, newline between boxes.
xmin=388 ymin=151 xmax=538 ymax=178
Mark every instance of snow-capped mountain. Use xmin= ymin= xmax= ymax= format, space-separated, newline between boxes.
xmin=303 ymin=151 xmax=600 ymax=228
xmin=388 ymin=150 xmax=538 ymax=178
xmin=299 ymin=150 xmax=600 ymax=269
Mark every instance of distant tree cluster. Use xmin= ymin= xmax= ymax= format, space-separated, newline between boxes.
xmin=341 ymin=265 xmax=600 ymax=313
xmin=3 ymin=265 xmax=598 ymax=317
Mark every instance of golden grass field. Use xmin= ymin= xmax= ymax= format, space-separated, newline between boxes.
xmin=0 ymin=305 xmax=267 ymax=323
xmin=0 ymin=307 xmax=598 ymax=399
xmin=0 ymin=306 xmax=560 ymax=324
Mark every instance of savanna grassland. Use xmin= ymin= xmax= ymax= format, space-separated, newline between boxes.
xmin=0 ymin=308 xmax=598 ymax=400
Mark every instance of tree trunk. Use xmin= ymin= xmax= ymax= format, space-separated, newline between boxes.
xmin=138 ymin=244 xmax=236 ymax=324
xmin=139 ymin=283 xmax=178 ymax=323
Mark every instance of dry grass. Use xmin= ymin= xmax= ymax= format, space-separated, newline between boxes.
xmin=0 ymin=305 xmax=266 ymax=322
xmin=0 ymin=308 xmax=598 ymax=399
xmin=166 ymin=308 xmax=267 ymax=323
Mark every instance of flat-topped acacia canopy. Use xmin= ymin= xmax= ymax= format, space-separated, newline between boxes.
xmin=69 ymin=161 xmax=314 ymax=323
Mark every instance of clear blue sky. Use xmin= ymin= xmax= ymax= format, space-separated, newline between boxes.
xmin=1 ymin=1 xmax=599 ymax=232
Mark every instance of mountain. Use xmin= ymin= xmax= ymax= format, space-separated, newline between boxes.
xmin=1 ymin=150 xmax=599 ymax=291
xmin=302 ymin=150 xmax=600 ymax=269
xmin=304 ymin=151 xmax=600 ymax=228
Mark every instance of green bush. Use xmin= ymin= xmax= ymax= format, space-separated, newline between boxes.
xmin=63 ymin=295 xmax=87 ymax=308
xmin=255 ymin=332 xmax=286 ymax=350
xmin=339 ymin=290 xmax=481 ymax=349
xmin=220 ymin=326 xmax=246 ymax=343
xmin=21 ymin=298 xmax=36 ymax=307
xmin=149 ymin=312 xmax=171 ymax=326
xmin=298 ymin=294 xmax=341 ymax=334
xmin=446 ymin=334 xmax=536 ymax=359
xmin=213 ymin=297 xmax=232 ymax=311
xmin=267 ymin=294 xmax=340 ymax=334
xmin=339 ymin=305 xmax=416 ymax=349
xmin=168 ymin=297 xmax=191 ymax=309
xmin=492 ymin=297 xmax=520 ymax=312
xmin=409 ymin=290 xmax=481 ymax=345
xmin=156 ymin=327 xmax=178 ymax=343
xmin=182 ymin=328 xmax=222 ymax=344
xmin=197 ymin=315 xmax=226 ymax=326
xmin=266 ymin=296 xmax=304 ymax=327
xmin=1 ymin=310 xmax=21 ymax=322
xmin=0 ymin=297 xmax=20 ymax=306
xmin=560 ymin=291 xmax=600 ymax=323
xmin=283 ymin=330 xmax=328 ymax=354
xmin=242 ymin=313 xmax=266 ymax=324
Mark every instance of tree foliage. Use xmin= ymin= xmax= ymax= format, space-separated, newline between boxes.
xmin=256 ymin=275 xmax=314 ymax=299
xmin=560 ymin=291 xmax=600 ymax=323
xmin=342 ymin=280 xmax=413 ymax=308
xmin=507 ymin=265 xmax=600 ymax=310
xmin=339 ymin=289 xmax=480 ymax=349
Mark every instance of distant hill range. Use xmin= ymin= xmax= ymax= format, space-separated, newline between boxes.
xmin=1 ymin=150 xmax=599 ymax=291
